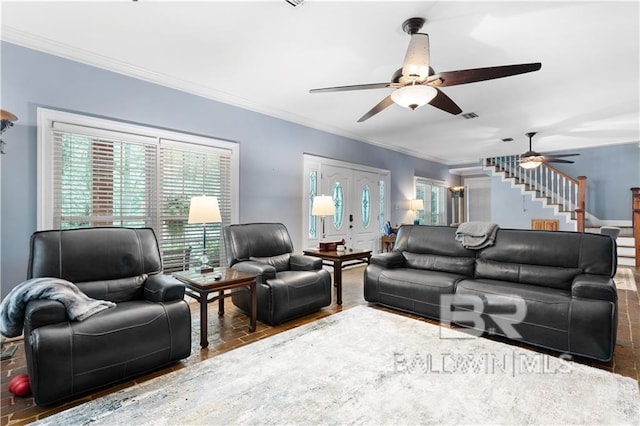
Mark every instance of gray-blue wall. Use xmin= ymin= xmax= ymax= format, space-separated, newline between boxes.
xmin=548 ymin=143 xmax=640 ymax=220
xmin=0 ymin=42 xmax=452 ymax=294
xmin=490 ymin=176 xmax=576 ymax=231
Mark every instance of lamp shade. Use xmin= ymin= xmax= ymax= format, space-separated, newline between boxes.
xmin=410 ymin=199 xmax=424 ymax=211
xmin=312 ymin=195 xmax=335 ymax=216
xmin=391 ymin=85 xmax=437 ymax=110
xmin=188 ymin=195 xmax=222 ymax=224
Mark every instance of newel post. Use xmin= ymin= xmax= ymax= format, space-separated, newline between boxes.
xmin=632 ymin=187 xmax=640 ymax=267
xmin=575 ymin=176 xmax=587 ymax=232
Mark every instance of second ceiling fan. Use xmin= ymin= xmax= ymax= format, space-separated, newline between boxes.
xmin=310 ymin=17 xmax=542 ymax=122
xmin=519 ymin=132 xmax=580 ymax=169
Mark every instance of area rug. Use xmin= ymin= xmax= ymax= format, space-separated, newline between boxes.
xmin=615 ymin=267 xmax=638 ymax=291
xmin=35 ymin=306 xmax=640 ymax=425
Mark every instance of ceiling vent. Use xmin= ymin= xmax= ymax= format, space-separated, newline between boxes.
xmin=501 ymin=137 xmax=514 ymax=142
xmin=461 ymin=112 xmax=478 ymax=119
xmin=286 ymin=0 xmax=304 ymax=6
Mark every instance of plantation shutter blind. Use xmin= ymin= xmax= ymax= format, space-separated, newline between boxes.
xmin=159 ymin=140 xmax=232 ymax=272
xmin=48 ymin=119 xmax=234 ymax=273
xmin=51 ymin=122 xmax=157 ymax=230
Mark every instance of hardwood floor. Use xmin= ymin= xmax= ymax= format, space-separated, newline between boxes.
xmin=2 ymin=266 xmax=639 ymax=425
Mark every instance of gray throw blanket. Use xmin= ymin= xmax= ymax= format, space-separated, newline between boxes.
xmin=0 ymin=277 xmax=116 ymax=338
xmin=455 ymin=222 xmax=499 ymax=249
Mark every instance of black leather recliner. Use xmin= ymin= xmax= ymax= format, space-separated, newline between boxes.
xmin=223 ymin=223 xmax=332 ymax=325
xmin=24 ymin=227 xmax=192 ymax=406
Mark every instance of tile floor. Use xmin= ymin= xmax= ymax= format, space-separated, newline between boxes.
xmin=1 ymin=266 xmax=638 ymax=425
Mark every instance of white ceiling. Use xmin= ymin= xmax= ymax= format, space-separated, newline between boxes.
xmin=2 ymin=1 xmax=639 ymax=165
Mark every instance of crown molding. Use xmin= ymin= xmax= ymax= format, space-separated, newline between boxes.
xmin=1 ymin=26 xmax=451 ymax=165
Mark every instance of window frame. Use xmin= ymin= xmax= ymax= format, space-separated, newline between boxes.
xmin=414 ymin=176 xmax=448 ymax=226
xmin=37 ymin=107 xmax=239 ymax=232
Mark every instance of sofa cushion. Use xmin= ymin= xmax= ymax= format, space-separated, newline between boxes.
xmin=394 ymin=225 xmax=476 ymax=258
xmin=455 ymin=278 xmax=571 ymax=331
xmin=224 ymin=223 xmax=294 ymax=266
xmin=475 ymin=259 xmax=580 ymax=291
xmin=403 ymin=252 xmax=475 ymax=276
xmin=251 ymin=253 xmax=291 ymax=272
xmin=377 ymin=268 xmax=462 ymax=306
xmin=477 ymin=229 xmax=616 ymax=278
xmin=77 ymin=274 xmax=147 ymax=303
xmin=28 ymin=228 xmax=162 ymax=283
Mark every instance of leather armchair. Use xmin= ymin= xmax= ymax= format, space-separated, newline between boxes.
xmin=223 ymin=223 xmax=331 ymax=325
xmin=24 ymin=227 xmax=191 ymax=406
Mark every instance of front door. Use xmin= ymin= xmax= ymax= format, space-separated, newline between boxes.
xmin=320 ymin=165 xmax=380 ymax=252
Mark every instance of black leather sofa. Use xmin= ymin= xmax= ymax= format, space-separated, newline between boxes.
xmin=24 ymin=227 xmax=192 ymax=406
xmin=364 ymin=225 xmax=618 ymax=361
xmin=224 ymin=223 xmax=332 ymax=325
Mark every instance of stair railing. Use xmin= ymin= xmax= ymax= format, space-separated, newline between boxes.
xmin=632 ymin=187 xmax=640 ymax=266
xmin=485 ymin=156 xmax=586 ymax=232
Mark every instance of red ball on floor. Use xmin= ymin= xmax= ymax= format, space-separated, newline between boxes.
xmin=8 ymin=374 xmax=31 ymax=397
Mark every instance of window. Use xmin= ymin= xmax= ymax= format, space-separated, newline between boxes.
xmin=332 ymin=182 xmax=344 ymax=229
xmin=38 ymin=108 xmax=239 ymax=272
xmin=414 ymin=177 xmax=447 ymax=225
xmin=308 ymin=171 xmax=317 ymax=238
xmin=361 ymin=184 xmax=370 ymax=228
xmin=379 ymin=179 xmax=386 ymax=233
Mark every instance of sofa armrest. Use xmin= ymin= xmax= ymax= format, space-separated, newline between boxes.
xmin=571 ymin=274 xmax=617 ymax=302
xmin=144 ymin=273 xmax=186 ymax=302
xmin=232 ymin=261 xmax=277 ymax=281
xmin=24 ymin=299 xmax=68 ymax=333
xmin=290 ymin=255 xmax=322 ymax=271
xmin=370 ymin=252 xmax=405 ymax=269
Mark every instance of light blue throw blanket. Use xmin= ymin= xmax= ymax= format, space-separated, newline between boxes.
xmin=0 ymin=277 xmax=116 ymax=338
xmin=455 ymin=222 xmax=499 ymax=249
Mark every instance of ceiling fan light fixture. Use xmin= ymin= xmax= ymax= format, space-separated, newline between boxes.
xmin=391 ymin=84 xmax=437 ymax=110
xmin=519 ymin=158 xmax=543 ymax=169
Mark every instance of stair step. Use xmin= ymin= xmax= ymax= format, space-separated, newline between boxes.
xmin=618 ymin=236 xmax=635 ymax=246
xmin=618 ymin=257 xmax=637 ymax=266
xmin=618 ymin=246 xmax=636 ymax=257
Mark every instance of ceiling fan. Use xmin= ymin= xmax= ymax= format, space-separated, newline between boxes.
xmin=519 ymin=132 xmax=580 ymax=169
xmin=310 ymin=17 xmax=542 ymax=123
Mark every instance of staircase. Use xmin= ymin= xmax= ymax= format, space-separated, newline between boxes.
xmin=485 ymin=156 xmax=638 ymax=267
xmin=484 ymin=155 xmax=585 ymax=231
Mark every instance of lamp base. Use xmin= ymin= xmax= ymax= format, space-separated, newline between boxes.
xmin=199 ymin=265 xmax=214 ymax=274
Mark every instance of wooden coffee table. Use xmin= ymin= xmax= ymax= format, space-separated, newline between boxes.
xmin=174 ymin=268 xmax=257 ymax=348
xmin=302 ymin=248 xmax=372 ymax=305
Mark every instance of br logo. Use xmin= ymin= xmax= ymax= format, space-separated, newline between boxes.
xmin=439 ymin=294 xmax=527 ymax=339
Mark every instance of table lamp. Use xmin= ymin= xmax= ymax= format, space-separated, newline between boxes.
xmin=188 ymin=195 xmax=222 ymax=273
xmin=312 ymin=195 xmax=335 ymax=241
xmin=410 ymin=199 xmax=424 ymax=225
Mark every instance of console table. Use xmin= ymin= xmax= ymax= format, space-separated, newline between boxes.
xmin=302 ymin=248 xmax=371 ymax=305
xmin=174 ymin=268 xmax=257 ymax=348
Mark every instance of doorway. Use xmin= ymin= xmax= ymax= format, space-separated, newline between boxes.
xmin=303 ymin=155 xmax=390 ymax=253
xmin=464 ymin=177 xmax=492 ymax=222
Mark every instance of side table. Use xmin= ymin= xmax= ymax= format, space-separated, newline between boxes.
xmin=302 ymin=248 xmax=371 ymax=305
xmin=174 ymin=268 xmax=257 ymax=348
xmin=381 ymin=235 xmax=396 ymax=252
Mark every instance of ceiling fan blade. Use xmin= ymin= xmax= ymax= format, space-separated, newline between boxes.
xmin=310 ymin=83 xmax=391 ymax=93
xmin=428 ymin=88 xmax=462 ymax=115
xmin=543 ymin=158 xmax=575 ymax=164
xmin=544 ymin=153 xmax=580 ymax=158
xmin=427 ymin=63 xmax=542 ymax=87
xmin=402 ymin=33 xmax=430 ymax=81
xmin=357 ymin=95 xmax=394 ymax=123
